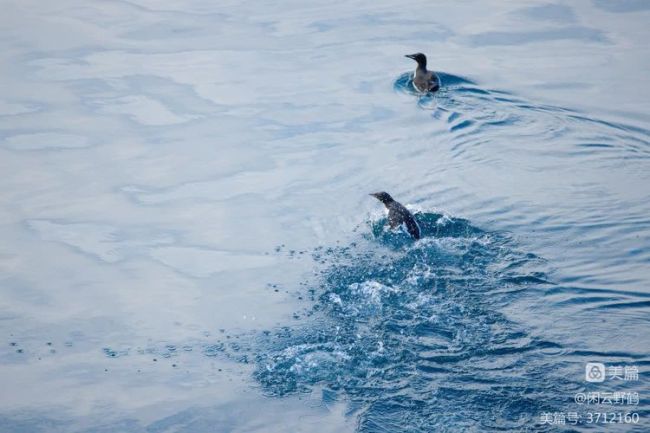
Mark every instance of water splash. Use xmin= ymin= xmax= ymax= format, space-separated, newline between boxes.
xmin=250 ymin=213 xmax=569 ymax=432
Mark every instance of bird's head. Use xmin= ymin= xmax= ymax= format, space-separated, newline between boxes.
xmin=369 ymin=191 xmax=394 ymax=205
xmin=405 ymin=53 xmax=427 ymax=69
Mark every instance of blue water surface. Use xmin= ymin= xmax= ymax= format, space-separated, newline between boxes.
xmin=1 ymin=1 xmax=649 ymax=432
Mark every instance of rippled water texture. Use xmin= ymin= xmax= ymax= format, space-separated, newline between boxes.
xmin=1 ymin=1 xmax=650 ymax=432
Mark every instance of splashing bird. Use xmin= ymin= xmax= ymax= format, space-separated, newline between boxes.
xmin=405 ymin=53 xmax=439 ymax=93
xmin=370 ymin=192 xmax=421 ymax=240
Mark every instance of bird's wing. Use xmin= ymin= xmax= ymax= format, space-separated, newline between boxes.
xmin=428 ymin=73 xmax=439 ymax=91
xmin=405 ymin=217 xmax=421 ymax=239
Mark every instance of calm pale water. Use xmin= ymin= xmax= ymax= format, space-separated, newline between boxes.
xmin=1 ymin=1 xmax=649 ymax=432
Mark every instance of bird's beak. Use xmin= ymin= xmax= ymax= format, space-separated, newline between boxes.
xmin=405 ymin=54 xmax=415 ymax=60
xmin=369 ymin=193 xmax=378 ymax=198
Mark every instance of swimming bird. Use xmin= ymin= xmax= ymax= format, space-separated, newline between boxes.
xmin=405 ymin=53 xmax=439 ymax=93
xmin=370 ymin=192 xmax=421 ymax=240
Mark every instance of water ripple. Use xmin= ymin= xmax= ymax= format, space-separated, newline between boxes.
xmin=393 ymin=71 xmax=650 ymax=168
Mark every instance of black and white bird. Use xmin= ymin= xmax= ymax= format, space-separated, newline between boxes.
xmin=370 ymin=192 xmax=421 ymax=240
xmin=405 ymin=53 xmax=439 ymax=93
